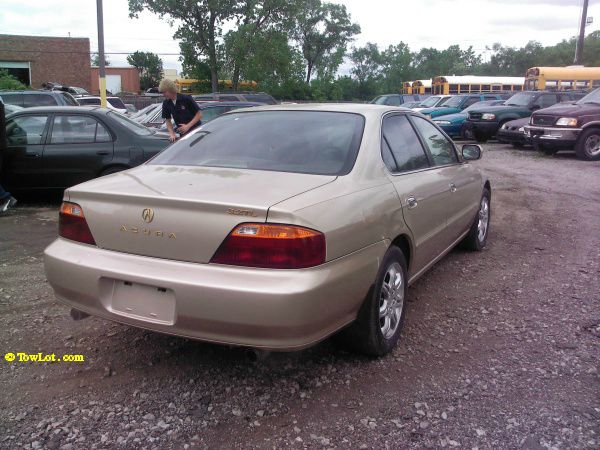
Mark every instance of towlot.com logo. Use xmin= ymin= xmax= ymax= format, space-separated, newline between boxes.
xmin=4 ymin=352 xmax=85 ymax=363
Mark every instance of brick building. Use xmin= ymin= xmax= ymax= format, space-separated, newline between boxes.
xmin=0 ymin=34 xmax=91 ymax=91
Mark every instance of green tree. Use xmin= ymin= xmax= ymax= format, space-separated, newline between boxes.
xmin=91 ymin=53 xmax=110 ymax=67
xmin=349 ymin=43 xmax=382 ymax=100
xmin=294 ymin=0 xmax=360 ymax=83
xmin=127 ymin=51 xmax=164 ymax=91
xmin=380 ymin=42 xmax=413 ymax=93
xmin=0 ymin=69 xmax=27 ymax=90
xmin=129 ymin=0 xmax=237 ymax=93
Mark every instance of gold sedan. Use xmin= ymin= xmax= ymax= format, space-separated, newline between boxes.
xmin=44 ymin=104 xmax=490 ymax=356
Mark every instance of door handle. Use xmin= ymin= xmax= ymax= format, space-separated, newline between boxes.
xmin=96 ymin=150 xmax=110 ymax=155
xmin=407 ymin=197 xmax=418 ymax=209
xmin=25 ymin=152 xmax=40 ymax=158
xmin=449 ymin=183 xmax=457 ymax=193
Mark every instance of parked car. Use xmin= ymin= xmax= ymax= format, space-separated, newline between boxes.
xmin=402 ymin=101 xmax=422 ymax=109
xmin=496 ymin=117 xmax=530 ymax=148
xmin=0 ymin=90 xmax=79 ymax=108
xmin=433 ymin=100 xmax=506 ymax=138
xmin=143 ymin=87 xmax=162 ymax=97
xmin=1 ymin=106 xmax=170 ymax=193
xmin=420 ymin=94 xmax=505 ymax=119
xmin=193 ymin=91 xmax=277 ymax=105
xmin=412 ymin=95 xmax=452 ymax=112
xmin=51 ymin=85 xmax=90 ymax=97
xmin=142 ymin=101 xmax=263 ymax=130
xmin=43 ymin=104 xmax=490 ymax=356
xmin=370 ymin=94 xmax=424 ymax=106
xmin=130 ymin=103 xmax=162 ymax=121
xmin=525 ymin=88 xmax=600 ymax=160
xmin=464 ymin=91 xmax=586 ymax=142
xmin=76 ymin=96 xmax=128 ymax=114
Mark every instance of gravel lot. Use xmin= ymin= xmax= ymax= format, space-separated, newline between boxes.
xmin=1 ymin=143 xmax=599 ymax=450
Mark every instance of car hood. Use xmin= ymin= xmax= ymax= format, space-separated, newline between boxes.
xmin=476 ymin=105 xmax=527 ymax=114
xmin=64 ymin=166 xmax=336 ymax=264
xmin=534 ymin=102 xmax=600 ymax=118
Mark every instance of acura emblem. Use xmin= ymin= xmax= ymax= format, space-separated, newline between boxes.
xmin=142 ymin=208 xmax=154 ymax=223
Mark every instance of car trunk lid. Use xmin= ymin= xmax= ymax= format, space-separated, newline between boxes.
xmin=67 ymin=165 xmax=336 ymax=263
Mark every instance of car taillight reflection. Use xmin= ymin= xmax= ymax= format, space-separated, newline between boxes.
xmin=59 ymin=202 xmax=96 ymax=246
xmin=211 ymin=223 xmax=325 ymax=269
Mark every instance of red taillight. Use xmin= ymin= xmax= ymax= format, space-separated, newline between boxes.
xmin=211 ymin=223 xmax=325 ymax=269
xmin=59 ymin=202 xmax=96 ymax=246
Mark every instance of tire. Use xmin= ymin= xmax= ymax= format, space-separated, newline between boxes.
xmin=99 ymin=166 xmax=128 ymax=177
xmin=512 ymin=142 xmax=524 ymax=149
xmin=337 ymin=246 xmax=408 ymax=357
xmin=575 ymin=128 xmax=600 ymax=161
xmin=461 ymin=188 xmax=491 ymax=251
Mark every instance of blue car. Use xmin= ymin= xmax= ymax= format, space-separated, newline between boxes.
xmin=419 ymin=94 xmax=506 ymax=119
xmin=433 ymin=100 xmax=507 ymax=137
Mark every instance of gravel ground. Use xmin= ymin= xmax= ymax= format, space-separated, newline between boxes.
xmin=0 ymin=144 xmax=599 ymax=450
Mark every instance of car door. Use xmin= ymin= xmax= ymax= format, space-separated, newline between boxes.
xmin=2 ymin=113 xmax=50 ymax=190
xmin=42 ymin=114 xmax=114 ymax=188
xmin=410 ymin=115 xmax=480 ymax=245
xmin=381 ymin=113 xmax=452 ymax=273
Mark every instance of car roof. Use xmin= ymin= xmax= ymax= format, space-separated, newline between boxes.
xmin=199 ymin=101 xmax=263 ymax=108
xmin=226 ymin=103 xmax=412 ymax=117
xmin=9 ymin=106 xmax=107 ymax=114
xmin=78 ymin=95 xmax=120 ymax=100
xmin=0 ymin=90 xmax=62 ymax=95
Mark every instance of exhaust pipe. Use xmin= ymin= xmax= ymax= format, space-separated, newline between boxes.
xmin=245 ymin=348 xmax=270 ymax=362
xmin=70 ymin=308 xmax=90 ymax=321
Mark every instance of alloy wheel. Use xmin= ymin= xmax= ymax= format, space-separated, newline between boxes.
xmin=478 ymin=197 xmax=490 ymax=242
xmin=379 ymin=262 xmax=404 ymax=339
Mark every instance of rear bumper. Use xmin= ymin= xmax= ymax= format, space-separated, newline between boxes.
xmin=525 ymin=126 xmax=580 ymax=149
xmin=44 ymin=238 xmax=386 ymax=351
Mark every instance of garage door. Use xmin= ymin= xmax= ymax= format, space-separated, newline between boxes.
xmin=106 ymin=74 xmax=122 ymax=94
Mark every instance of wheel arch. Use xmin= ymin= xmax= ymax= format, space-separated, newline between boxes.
xmin=391 ymin=234 xmax=413 ymax=273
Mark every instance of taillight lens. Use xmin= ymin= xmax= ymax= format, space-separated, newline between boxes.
xmin=59 ymin=202 xmax=96 ymax=246
xmin=211 ymin=223 xmax=325 ymax=269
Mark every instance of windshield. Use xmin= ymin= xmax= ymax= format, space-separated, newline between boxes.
xmin=439 ymin=96 xmax=463 ymax=108
xmin=465 ymin=100 xmax=498 ymax=112
xmin=577 ymin=88 xmax=600 ymax=105
xmin=107 ymin=98 xmax=127 ymax=109
xmin=151 ymin=111 xmax=365 ymax=176
xmin=107 ymin=111 xmax=153 ymax=135
xmin=505 ymin=92 xmax=536 ymax=106
xmin=371 ymin=96 xmax=388 ymax=105
xmin=419 ymin=96 xmax=441 ymax=107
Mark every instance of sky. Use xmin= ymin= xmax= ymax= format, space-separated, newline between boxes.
xmin=1 ymin=0 xmax=598 ymax=73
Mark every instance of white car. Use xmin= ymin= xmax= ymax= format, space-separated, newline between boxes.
xmin=76 ymin=96 xmax=128 ymax=115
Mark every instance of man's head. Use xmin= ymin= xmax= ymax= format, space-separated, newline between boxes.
xmin=159 ymin=79 xmax=178 ymax=100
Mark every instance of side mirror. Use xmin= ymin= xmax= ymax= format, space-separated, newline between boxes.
xmin=462 ymin=144 xmax=482 ymax=161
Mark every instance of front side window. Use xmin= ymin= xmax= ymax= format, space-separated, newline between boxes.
xmin=381 ymin=115 xmax=429 ymax=173
xmin=51 ymin=115 xmax=111 ymax=144
xmin=151 ymin=111 xmax=365 ymax=176
xmin=534 ymin=94 xmax=558 ymax=109
xmin=464 ymin=97 xmax=482 ymax=108
xmin=410 ymin=116 xmax=458 ymax=166
xmin=6 ymin=115 xmax=48 ymax=145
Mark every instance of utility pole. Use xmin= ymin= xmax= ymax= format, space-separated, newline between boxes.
xmin=96 ymin=0 xmax=107 ymax=107
xmin=574 ymin=0 xmax=589 ymax=65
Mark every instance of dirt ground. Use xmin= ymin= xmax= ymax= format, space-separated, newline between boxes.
xmin=0 ymin=144 xmax=599 ymax=450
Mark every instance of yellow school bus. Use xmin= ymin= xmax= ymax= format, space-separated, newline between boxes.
xmin=524 ymin=66 xmax=600 ymax=91
xmin=401 ymin=82 xmax=414 ymax=94
xmin=175 ymin=78 xmax=258 ymax=94
xmin=412 ymin=79 xmax=432 ymax=95
xmin=432 ymin=76 xmax=525 ymax=95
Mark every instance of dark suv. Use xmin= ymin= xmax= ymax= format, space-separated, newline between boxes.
xmin=525 ymin=88 xmax=600 ymax=160
xmin=0 ymin=90 xmax=79 ymax=108
xmin=464 ymin=91 xmax=585 ymax=142
xmin=193 ymin=91 xmax=277 ymax=104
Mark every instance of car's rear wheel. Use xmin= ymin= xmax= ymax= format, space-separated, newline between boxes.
xmin=461 ymin=189 xmax=490 ymax=251
xmin=337 ymin=246 xmax=408 ymax=356
xmin=512 ymin=142 xmax=524 ymax=149
xmin=575 ymin=128 xmax=600 ymax=161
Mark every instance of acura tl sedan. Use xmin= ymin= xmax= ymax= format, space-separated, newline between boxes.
xmin=44 ymin=104 xmax=491 ymax=356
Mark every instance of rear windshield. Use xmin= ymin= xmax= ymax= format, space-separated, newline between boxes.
xmin=242 ymin=93 xmax=277 ymax=104
xmin=107 ymin=111 xmax=153 ymax=135
xmin=107 ymin=97 xmax=127 ymax=109
xmin=78 ymin=97 xmax=101 ymax=105
xmin=151 ymin=111 xmax=365 ymax=176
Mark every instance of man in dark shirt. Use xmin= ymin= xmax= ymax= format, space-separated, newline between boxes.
xmin=159 ymin=78 xmax=202 ymax=142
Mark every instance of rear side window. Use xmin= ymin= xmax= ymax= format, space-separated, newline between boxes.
xmin=151 ymin=111 xmax=365 ymax=176
xmin=23 ymin=94 xmax=58 ymax=107
xmin=381 ymin=115 xmax=430 ymax=173
xmin=6 ymin=115 xmax=49 ymax=145
xmin=410 ymin=116 xmax=458 ymax=166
